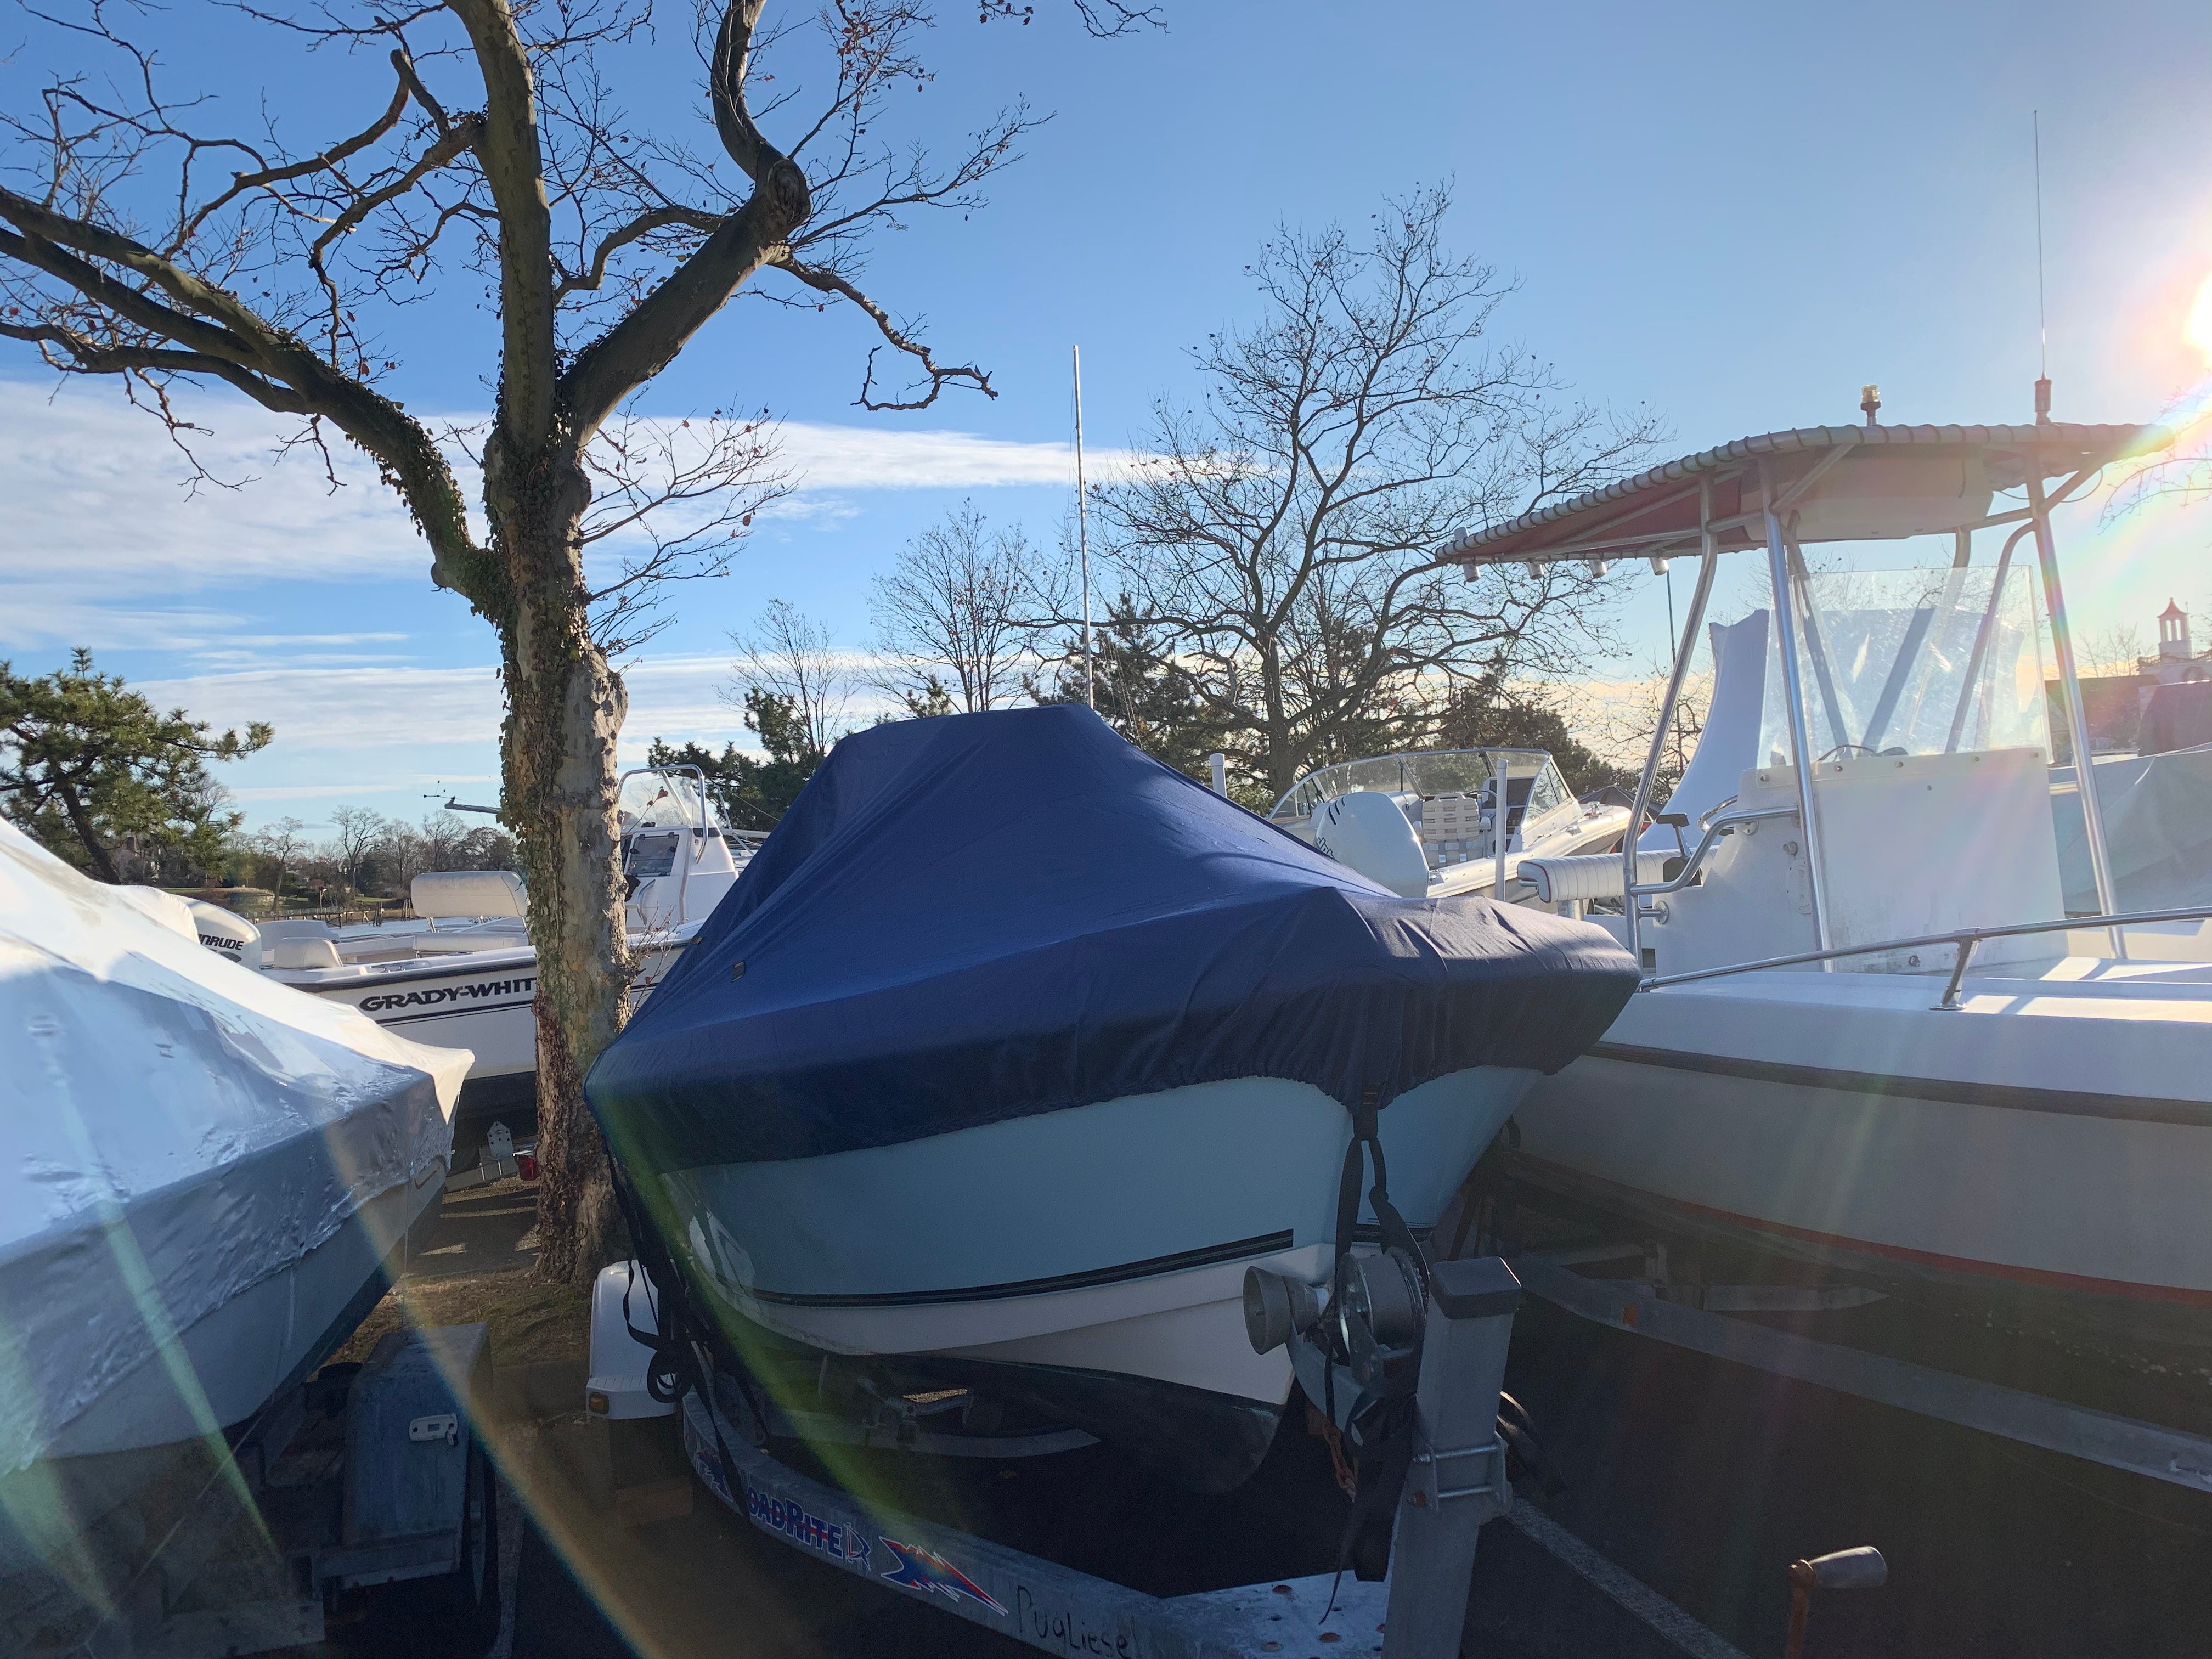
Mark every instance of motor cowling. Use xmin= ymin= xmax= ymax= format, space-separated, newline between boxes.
xmin=1312 ymin=791 xmax=1431 ymax=898
xmin=185 ymin=899 xmax=262 ymax=970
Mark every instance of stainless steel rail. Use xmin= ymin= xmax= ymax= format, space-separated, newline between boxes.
xmin=1637 ymin=903 xmax=2212 ymax=1009
xmin=1629 ymin=805 xmax=1802 ymax=901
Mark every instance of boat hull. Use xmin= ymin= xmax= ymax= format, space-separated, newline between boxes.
xmin=659 ymin=1066 xmax=1536 ymax=1491
xmin=1513 ymin=962 xmax=2212 ymax=1350
xmin=279 ymin=935 xmax=690 ymax=1149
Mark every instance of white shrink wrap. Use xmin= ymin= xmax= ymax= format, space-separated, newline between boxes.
xmin=0 ymin=821 xmax=470 ymax=1501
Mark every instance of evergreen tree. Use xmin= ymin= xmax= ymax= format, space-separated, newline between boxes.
xmin=1432 ymin=687 xmax=1626 ymax=797
xmin=0 ymin=651 xmax=271 ymax=881
xmin=1031 ymin=601 xmax=1245 ymax=794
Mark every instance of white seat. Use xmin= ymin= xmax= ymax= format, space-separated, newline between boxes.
xmin=1522 ymin=851 xmax=1671 ymax=905
xmin=269 ymin=936 xmax=344 ymax=970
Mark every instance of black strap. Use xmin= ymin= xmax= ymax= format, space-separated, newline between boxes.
xmin=1322 ymin=1085 xmax=1430 ymax=1582
xmin=604 ymin=1144 xmax=753 ymax=1513
xmin=1339 ymin=1393 xmax=1419 ymax=1581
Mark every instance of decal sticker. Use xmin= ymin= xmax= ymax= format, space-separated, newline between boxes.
xmin=360 ymin=976 xmax=535 ymax=1013
xmin=749 ymin=1488 xmax=870 ymax=1565
xmin=684 ymin=1419 xmax=735 ymax=1506
xmin=879 ymin=1539 xmax=1007 ymax=1616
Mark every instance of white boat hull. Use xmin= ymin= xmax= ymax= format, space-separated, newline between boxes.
xmin=279 ymin=935 xmax=690 ymax=1133
xmin=1514 ymin=960 xmax=2212 ymax=1345
xmin=664 ymin=1066 xmax=1538 ymax=1489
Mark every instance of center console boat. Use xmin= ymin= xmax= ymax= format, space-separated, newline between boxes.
xmin=585 ymin=706 xmax=1640 ymax=1492
xmin=1428 ymin=416 xmax=2212 ymax=1358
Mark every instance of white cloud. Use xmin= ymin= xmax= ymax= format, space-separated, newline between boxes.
xmin=772 ymin=422 xmax=1143 ymax=491
xmin=0 ymin=383 xmax=436 ymax=601
xmin=0 ymin=377 xmax=1140 ymax=642
xmin=0 ymin=591 xmax=259 ymax=653
xmin=138 ymin=663 xmax=506 ymax=751
xmin=138 ymin=652 xmax=755 ymax=758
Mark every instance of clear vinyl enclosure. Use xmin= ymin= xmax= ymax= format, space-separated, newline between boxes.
xmin=1757 ymin=562 xmax=2052 ymax=770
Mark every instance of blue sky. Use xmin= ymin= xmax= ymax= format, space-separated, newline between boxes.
xmin=5 ymin=0 xmax=2211 ymax=830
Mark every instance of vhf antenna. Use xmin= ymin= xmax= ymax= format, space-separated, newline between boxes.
xmin=2034 ymin=110 xmax=2052 ymax=424
xmin=1074 ymin=345 xmax=1094 ymax=709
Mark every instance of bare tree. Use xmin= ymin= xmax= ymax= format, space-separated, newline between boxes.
xmin=249 ymin=817 xmax=311 ymax=909
xmin=870 ymin=500 xmax=1039 ymax=713
xmin=0 ymin=0 xmax=1139 ymax=1280
xmin=328 ymin=805 xmax=387 ymax=895
xmin=726 ymin=599 xmax=853 ymax=755
xmin=2080 ymin=622 xmax=2148 ymax=680
xmin=1093 ymin=185 xmax=1662 ymax=799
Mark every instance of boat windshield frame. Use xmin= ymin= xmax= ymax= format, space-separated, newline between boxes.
xmin=1268 ymin=747 xmax=1568 ymax=826
xmin=617 ymin=763 xmax=724 ymax=837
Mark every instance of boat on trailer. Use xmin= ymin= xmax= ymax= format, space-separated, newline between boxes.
xmin=1267 ymin=747 xmax=1632 ymax=900
xmin=1426 ymin=414 xmax=2212 ymax=1356
xmin=0 ymin=820 xmax=467 ymax=1645
xmin=190 ymin=764 xmax=753 ymax=1155
xmin=585 ymin=706 xmax=1638 ymax=1493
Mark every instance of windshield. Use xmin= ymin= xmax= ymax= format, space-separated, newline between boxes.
xmin=1270 ymin=749 xmax=1568 ymax=828
xmin=1760 ymin=562 xmax=2050 ymax=765
xmin=617 ymin=768 xmax=717 ymax=835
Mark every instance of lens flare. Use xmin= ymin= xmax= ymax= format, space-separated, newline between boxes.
xmin=2189 ymin=268 xmax=2212 ymax=369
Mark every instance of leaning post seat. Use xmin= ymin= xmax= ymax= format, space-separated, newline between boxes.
xmin=1521 ymin=850 xmax=1671 ymax=906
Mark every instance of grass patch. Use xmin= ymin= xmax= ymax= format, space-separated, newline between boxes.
xmin=334 ymin=1271 xmax=591 ymax=1369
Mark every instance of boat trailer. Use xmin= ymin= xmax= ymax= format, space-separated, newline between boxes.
xmin=1510 ymin=1249 xmax=2212 ymax=1496
xmin=600 ymin=1254 xmax=1525 ymax=1658
xmin=36 ymin=1324 xmax=501 ymax=1659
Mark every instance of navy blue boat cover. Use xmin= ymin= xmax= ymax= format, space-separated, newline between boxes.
xmin=588 ymin=707 xmax=1638 ymax=1172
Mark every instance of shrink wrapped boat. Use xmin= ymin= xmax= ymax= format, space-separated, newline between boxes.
xmin=0 ymin=820 xmax=467 ymax=1638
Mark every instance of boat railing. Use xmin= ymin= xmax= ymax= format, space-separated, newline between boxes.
xmin=1638 ymin=902 xmax=2212 ymax=1009
xmin=1630 ymin=804 xmax=1804 ymax=899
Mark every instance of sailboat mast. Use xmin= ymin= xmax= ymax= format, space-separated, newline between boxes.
xmin=1074 ymin=345 xmax=1094 ymax=709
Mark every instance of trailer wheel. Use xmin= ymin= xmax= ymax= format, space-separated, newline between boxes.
xmin=366 ymin=1435 xmax=503 ymax=1658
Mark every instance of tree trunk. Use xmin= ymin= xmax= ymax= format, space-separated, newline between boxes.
xmin=489 ymin=443 xmax=630 ymax=1286
xmin=54 ymin=779 xmax=120 ymax=883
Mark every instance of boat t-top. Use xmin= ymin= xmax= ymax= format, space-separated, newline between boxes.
xmin=1417 ymin=410 xmax=2212 ymax=1361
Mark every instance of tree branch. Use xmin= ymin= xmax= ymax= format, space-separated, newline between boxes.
xmin=171 ymin=71 xmax=411 ymax=253
xmin=447 ymin=0 xmax=558 ymax=454
xmin=0 ymin=317 xmax=315 ymax=412
xmin=560 ymin=188 xmax=803 ymax=438
xmin=776 ymin=253 xmax=994 ymax=409
xmin=555 ymin=203 xmax=722 ymax=301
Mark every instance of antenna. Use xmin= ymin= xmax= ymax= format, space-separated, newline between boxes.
xmin=2033 ymin=111 xmax=2052 ymax=422
xmin=1074 ymin=345 xmax=1094 ymax=709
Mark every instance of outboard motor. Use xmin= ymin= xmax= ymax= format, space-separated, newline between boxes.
xmin=185 ymin=899 xmax=262 ymax=970
xmin=1312 ymin=791 xmax=1431 ymax=898
xmin=117 ymin=887 xmax=263 ymax=970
